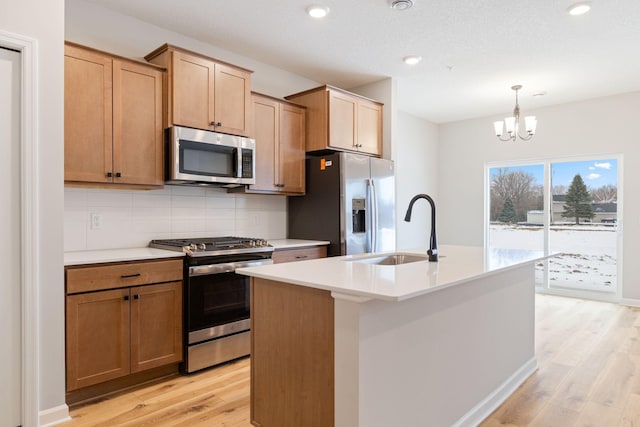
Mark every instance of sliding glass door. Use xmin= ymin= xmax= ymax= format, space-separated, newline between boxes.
xmin=488 ymin=164 xmax=546 ymax=285
xmin=548 ymin=159 xmax=618 ymax=293
xmin=487 ymin=156 xmax=621 ymax=300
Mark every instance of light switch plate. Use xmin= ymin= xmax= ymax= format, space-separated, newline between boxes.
xmin=90 ymin=212 xmax=103 ymax=230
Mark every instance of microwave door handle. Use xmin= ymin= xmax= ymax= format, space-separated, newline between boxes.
xmin=236 ymin=147 xmax=242 ymax=178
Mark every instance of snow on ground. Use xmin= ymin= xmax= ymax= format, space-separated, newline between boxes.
xmin=489 ymin=224 xmax=617 ymax=293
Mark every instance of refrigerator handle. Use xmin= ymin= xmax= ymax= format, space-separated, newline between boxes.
xmin=370 ymin=178 xmax=379 ymax=252
xmin=366 ymin=179 xmax=373 ymax=253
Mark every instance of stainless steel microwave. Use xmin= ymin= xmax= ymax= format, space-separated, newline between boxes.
xmin=166 ymin=126 xmax=256 ymax=187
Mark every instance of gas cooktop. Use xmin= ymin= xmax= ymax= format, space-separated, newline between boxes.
xmin=149 ymin=236 xmax=273 ymax=257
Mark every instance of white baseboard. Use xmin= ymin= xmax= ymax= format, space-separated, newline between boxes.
xmin=620 ymin=298 xmax=640 ymax=308
xmin=39 ymin=404 xmax=71 ymax=427
xmin=452 ymin=357 xmax=538 ymax=427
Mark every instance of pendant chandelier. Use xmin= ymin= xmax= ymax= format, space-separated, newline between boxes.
xmin=493 ymin=85 xmax=537 ymax=142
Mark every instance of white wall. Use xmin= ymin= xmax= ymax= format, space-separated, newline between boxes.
xmin=65 ymin=186 xmax=287 ymax=251
xmin=438 ymin=91 xmax=640 ymax=301
xmin=2 ymin=0 xmax=66 ymax=418
xmin=65 ymin=0 xmax=319 ymax=99
xmin=395 ymin=111 xmax=440 ymax=251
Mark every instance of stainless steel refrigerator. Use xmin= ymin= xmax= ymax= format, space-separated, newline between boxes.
xmin=288 ymin=152 xmax=396 ymax=257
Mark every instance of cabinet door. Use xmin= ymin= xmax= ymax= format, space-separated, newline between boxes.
xmin=278 ymin=103 xmax=306 ymax=194
xmin=64 ymin=45 xmax=113 ymax=183
xmin=357 ymin=100 xmax=382 ymax=156
xmin=171 ymin=50 xmax=215 ymax=130
xmin=113 ymin=60 xmax=164 ymax=186
xmin=66 ymin=288 xmax=130 ymax=391
xmin=250 ymin=95 xmax=278 ymax=192
xmin=130 ymin=281 xmax=183 ymax=373
xmin=214 ymin=63 xmax=251 ymax=136
xmin=328 ymin=90 xmax=357 ymax=151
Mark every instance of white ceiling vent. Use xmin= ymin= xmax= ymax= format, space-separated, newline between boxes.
xmin=390 ymin=0 xmax=414 ymax=11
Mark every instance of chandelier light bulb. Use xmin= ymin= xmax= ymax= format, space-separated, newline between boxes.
xmin=493 ymin=85 xmax=537 ymax=142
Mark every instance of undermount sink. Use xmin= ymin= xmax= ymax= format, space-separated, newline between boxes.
xmin=350 ymin=253 xmax=430 ymax=266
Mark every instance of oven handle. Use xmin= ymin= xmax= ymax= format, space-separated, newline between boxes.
xmin=188 ymin=258 xmax=273 ymax=277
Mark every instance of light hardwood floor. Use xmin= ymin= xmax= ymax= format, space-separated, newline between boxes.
xmin=63 ymin=294 xmax=640 ymax=427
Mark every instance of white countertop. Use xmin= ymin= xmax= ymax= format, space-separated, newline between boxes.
xmin=64 ymin=239 xmax=327 ymax=266
xmin=237 ymin=245 xmax=550 ymax=301
xmin=269 ymin=239 xmax=330 ymax=249
xmin=64 ymin=248 xmax=184 ymax=266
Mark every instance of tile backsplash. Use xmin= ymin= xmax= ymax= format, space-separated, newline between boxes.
xmin=64 ymin=186 xmax=287 ymax=252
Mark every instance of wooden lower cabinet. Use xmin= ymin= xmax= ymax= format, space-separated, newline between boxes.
xmin=65 ymin=259 xmax=183 ymax=395
xmin=66 ymin=288 xmax=130 ymax=391
xmin=251 ymin=278 xmax=334 ymax=427
xmin=130 ymin=282 xmax=183 ymax=373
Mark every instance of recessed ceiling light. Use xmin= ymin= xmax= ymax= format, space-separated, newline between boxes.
xmin=306 ymin=4 xmax=330 ymax=18
xmin=403 ymin=55 xmax=422 ymax=65
xmin=567 ymin=1 xmax=591 ymax=15
xmin=390 ymin=0 xmax=414 ymax=10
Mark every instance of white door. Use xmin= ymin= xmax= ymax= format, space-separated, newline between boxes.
xmin=0 ymin=46 xmax=22 ymax=427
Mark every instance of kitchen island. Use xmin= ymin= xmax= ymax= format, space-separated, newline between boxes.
xmin=237 ymin=245 xmax=549 ymax=427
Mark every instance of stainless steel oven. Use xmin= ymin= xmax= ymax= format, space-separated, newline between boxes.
xmin=150 ymin=237 xmax=273 ymax=373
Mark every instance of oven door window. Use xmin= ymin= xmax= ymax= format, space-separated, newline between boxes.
xmin=188 ymin=272 xmax=249 ymax=332
xmin=179 ymin=139 xmax=237 ymax=178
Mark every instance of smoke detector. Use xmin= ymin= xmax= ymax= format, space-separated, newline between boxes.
xmin=390 ymin=0 xmax=414 ymax=10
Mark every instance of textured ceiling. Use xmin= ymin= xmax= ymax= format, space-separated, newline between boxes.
xmin=82 ymin=0 xmax=640 ymax=123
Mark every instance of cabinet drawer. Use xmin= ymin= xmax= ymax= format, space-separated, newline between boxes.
xmin=66 ymin=259 xmax=183 ymax=294
xmin=272 ymin=246 xmax=327 ymax=264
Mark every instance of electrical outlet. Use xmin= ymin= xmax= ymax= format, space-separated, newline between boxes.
xmin=90 ymin=213 xmax=103 ymax=230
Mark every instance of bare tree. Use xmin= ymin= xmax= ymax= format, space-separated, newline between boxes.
xmin=490 ymin=168 xmax=541 ymax=222
xmin=590 ymin=184 xmax=617 ymax=203
xmin=552 ymin=185 xmax=567 ymax=195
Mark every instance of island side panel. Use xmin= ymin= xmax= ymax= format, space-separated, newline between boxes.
xmin=335 ymin=264 xmax=536 ymax=427
xmin=250 ymin=278 xmax=335 ymax=427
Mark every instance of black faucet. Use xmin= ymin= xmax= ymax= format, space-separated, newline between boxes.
xmin=404 ymin=194 xmax=438 ymax=262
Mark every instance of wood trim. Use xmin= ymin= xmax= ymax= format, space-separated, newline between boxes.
xmin=65 ymin=259 xmax=183 ymax=294
xmin=66 ymin=364 xmax=179 ymax=406
xmin=285 ymin=84 xmax=383 ymax=105
xmin=65 ymin=41 xmax=165 ymax=71
xmin=251 ymin=91 xmax=306 ymax=109
xmin=271 ymin=246 xmax=327 ymax=264
xmin=250 ymin=278 xmax=334 ymax=427
xmin=144 ymin=43 xmax=254 ymax=73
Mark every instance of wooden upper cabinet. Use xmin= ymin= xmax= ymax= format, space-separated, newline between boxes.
xmin=240 ymin=93 xmax=305 ymax=195
xmin=64 ymin=42 xmax=164 ymax=188
xmin=278 ymin=102 xmax=306 ymax=194
xmin=64 ymin=45 xmax=113 ymax=184
xmin=328 ymin=90 xmax=357 ymax=151
xmin=145 ymin=44 xmax=252 ymax=137
xmin=285 ymin=85 xmax=383 ymax=157
xmin=356 ymin=98 xmax=383 ymax=156
xmin=113 ymin=60 xmax=163 ymax=186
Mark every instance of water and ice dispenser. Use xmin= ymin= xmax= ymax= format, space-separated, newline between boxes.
xmin=352 ymin=198 xmax=366 ymax=233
